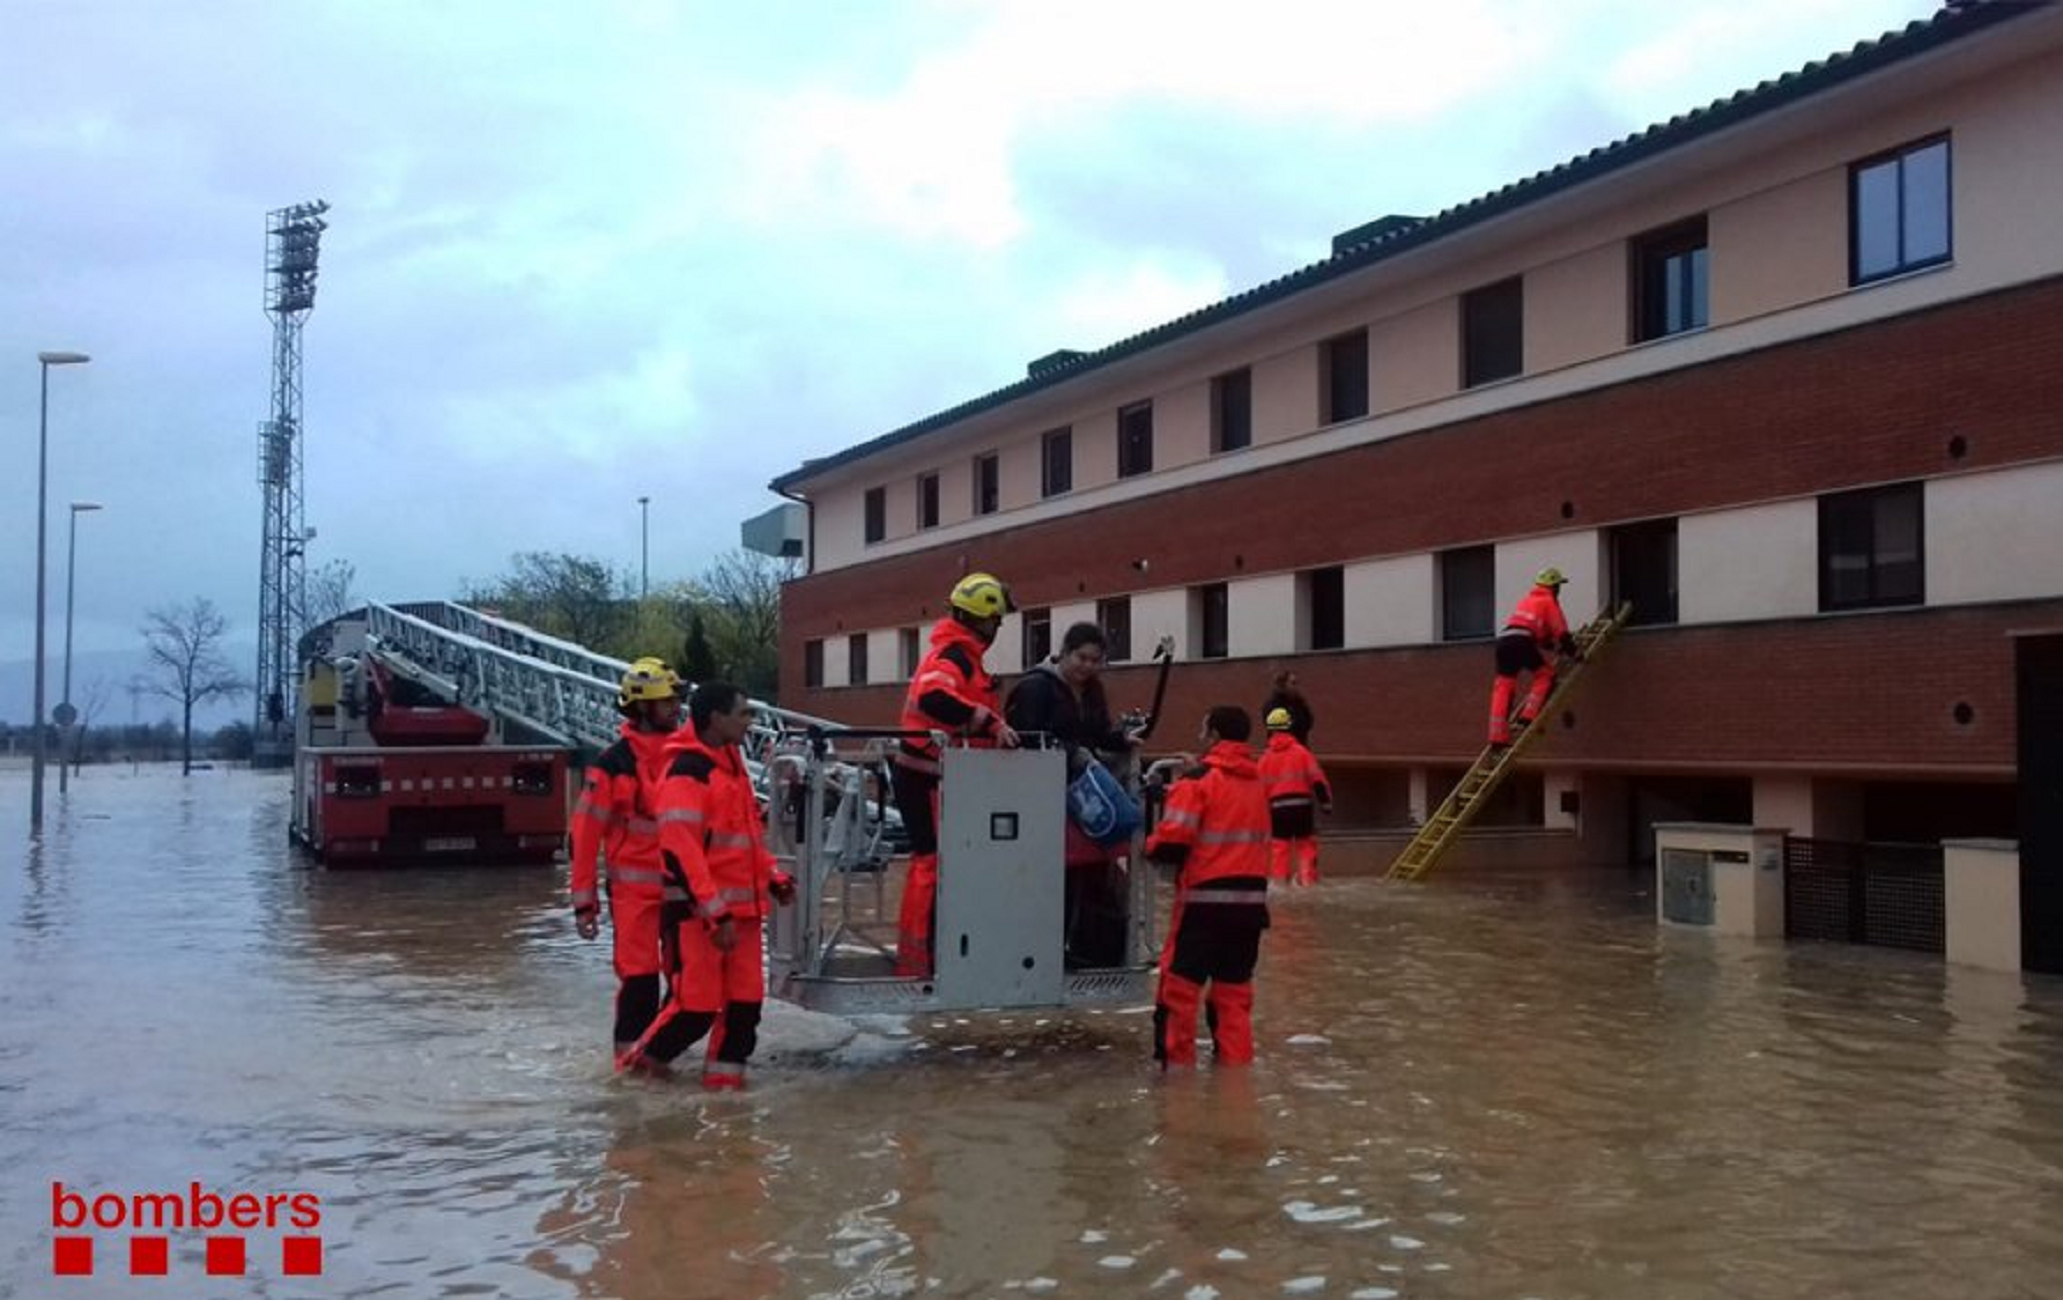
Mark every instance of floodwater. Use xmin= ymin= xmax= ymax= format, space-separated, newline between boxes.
xmin=4 ymin=766 xmax=2063 ymax=1300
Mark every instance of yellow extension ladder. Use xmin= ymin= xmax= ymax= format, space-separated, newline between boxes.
xmin=1385 ymin=601 xmax=1635 ymax=882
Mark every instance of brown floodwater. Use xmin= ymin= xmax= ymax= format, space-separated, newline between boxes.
xmin=3 ymin=765 xmax=2061 ymax=1299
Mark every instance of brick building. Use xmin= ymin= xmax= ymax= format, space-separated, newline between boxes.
xmin=769 ymin=2 xmax=2063 ymax=869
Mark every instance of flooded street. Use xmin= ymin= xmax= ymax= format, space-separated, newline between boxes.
xmin=5 ymin=766 xmax=2063 ymax=1299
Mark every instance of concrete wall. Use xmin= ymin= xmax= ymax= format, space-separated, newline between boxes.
xmin=1679 ymin=500 xmax=1819 ymax=624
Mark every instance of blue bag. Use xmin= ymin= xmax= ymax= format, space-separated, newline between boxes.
xmin=1066 ymin=757 xmax=1142 ymax=847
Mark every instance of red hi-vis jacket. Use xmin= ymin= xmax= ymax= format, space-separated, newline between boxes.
xmin=569 ymin=724 xmax=675 ymax=911
xmin=652 ymin=732 xmax=783 ymax=922
xmin=1259 ymin=733 xmax=1331 ymax=812
xmin=1502 ymin=584 xmax=1571 ymax=648
xmin=895 ymin=618 xmax=1004 ymax=775
xmin=1145 ymin=741 xmax=1271 ymax=887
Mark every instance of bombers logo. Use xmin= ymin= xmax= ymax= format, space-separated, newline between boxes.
xmin=49 ymin=1182 xmax=323 ymax=1278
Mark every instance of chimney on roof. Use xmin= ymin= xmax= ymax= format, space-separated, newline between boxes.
xmin=1028 ymin=348 xmax=1088 ymax=379
xmin=1331 ymin=214 xmax=1424 ymax=257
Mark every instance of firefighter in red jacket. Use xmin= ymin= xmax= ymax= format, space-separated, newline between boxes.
xmin=1259 ymin=706 xmax=1332 ymax=886
xmin=1488 ymin=566 xmax=1583 ymax=746
xmin=892 ymin=571 xmax=1021 ymax=976
xmin=1146 ymin=705 xmax=1271 ymax=1068
xmin=569 ymin=657 xmax=685 ymax=1058
xmin=618 ymin=681 xmax=796 ymax=1088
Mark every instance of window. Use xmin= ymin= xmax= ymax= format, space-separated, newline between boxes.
xmin=1022 ymin=608 xmax=1053 ymax=666
xmin=1632 ymin=217 xmax=1709 ymax=343
xmin=804 ymin=639 xmax=825 ymax=689
xmin=1041 ymin=427 xmax=1073 ymax=497
xmin=973 ymin=452 xmax=1000 ymax=516
xmin=863 ymin=487 xmax=886 ymax=544
xmin=1820 ymin=482 xmax=1924 ymax=611
xmin=1097 ymin=596 xmax=1132 ymax=662
xmin=1440 ymin=545 xmax=1496 ymax=641
xmin=1303 ymin=566 xmax=1345 ymax=651
xmin=1192 ymin=583 xmax=1229 ymax=660
xmin=1118 ymin=401 xmax=1154 ymax=478
xmin=898 ymin=626 xmax=921 ymax=678
xmin=847 ymin=634 xmax=869 ymax=687
xmin=1211 ymin=368 xmax=1252 ymax=453
xmin=1852 ymin=137 xmax=1951 ymax=285
xmin=1462 ymin=277 xmax=1524 ymax=387
xmin=1610 ymin=518 xmax=1679 ymax=627
xmin=917 ymin=471 xmax=940 ymax=530
xmin=1321 ymin=330 xmax=1369 ymax=423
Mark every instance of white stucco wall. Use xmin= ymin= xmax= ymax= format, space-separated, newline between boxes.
xmin=1228 ymin=573 xmax=1298 ymax=658
xmin=1679 ymin=500 xmax=1820 ymax=624
xmin=1929 ymin=460 xmax=2063 ymax=605
xmin=1344 ymin=555 xmax=1436 ymax=647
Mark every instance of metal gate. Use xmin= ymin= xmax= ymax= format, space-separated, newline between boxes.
xmin=1783 ymin=837 xmax=1945 ymax=953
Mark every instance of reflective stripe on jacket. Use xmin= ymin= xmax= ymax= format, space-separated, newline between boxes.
xmin=654 ymin=733 xmax=779 ymax=920
xmin=1501 ymin=584 xmax=1570 ymax=647
xmin=569 ymin=725 xmax=673 ymax=907
xmin=1259 ymin=733 xmax=1331 ymax=810
xmin=1146 ymin=740 xmax=1271 ymax=888
xmin=896 ymin=619 xmax=1002 ymax=774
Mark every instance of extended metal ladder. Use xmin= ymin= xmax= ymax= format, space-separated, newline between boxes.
xmin=1386 ymin=601 xmax=1634 ymax=882
xmin=353 ymin=600 xmax=840 ymax=768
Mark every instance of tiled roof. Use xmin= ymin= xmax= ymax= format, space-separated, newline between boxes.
xmin=772 ymin=0 xmax=2039 ymax=495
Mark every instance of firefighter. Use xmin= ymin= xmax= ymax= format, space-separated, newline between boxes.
xmin=618 ymin=681 xmax=796 ymax=1088
xmin=1259 ymin=706 xmax=1331 ymax=886
xmin=1488 ymin=566 xmax=1583 ymax=747
xmin=1146 ymin=705 xmax=1271 ymax=1069
xmin=569 ymin=657 xmax=686 ymax=1058
xmin=891 ymin=571 xmax=1022 ymax=976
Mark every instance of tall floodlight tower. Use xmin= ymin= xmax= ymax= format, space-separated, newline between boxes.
xmin=254 ymin=200 xmax=328 ymax=767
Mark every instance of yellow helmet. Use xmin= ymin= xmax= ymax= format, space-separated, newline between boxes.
xmin=948 ymin=571 xmax=1016 ymax=619
xmin=1265 ymin=707 xmax=1294 ymax=731
xmin=618 ymin=656 xmax=683 ymax=708
xmin=1535 ymin=566 xmax=1568 ymax=588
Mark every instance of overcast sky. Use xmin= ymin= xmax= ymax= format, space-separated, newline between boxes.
xmin=2 ymin=0 xmax=1934 ymax=696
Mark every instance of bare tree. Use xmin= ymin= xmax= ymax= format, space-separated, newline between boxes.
xmin=466 ymin=552 xmax=628 ymax=649
xmin=142 ymin=598 xmax=249 ymax=774
xmin=306 ymin=558 xmax=359 ymax=628
xmin=695 ymin=549 xmax=788 ymax=700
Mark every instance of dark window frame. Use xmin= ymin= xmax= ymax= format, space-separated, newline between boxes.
xmin=862 ymin=487 xmax=886 ymax=544
xmin=1462 ymin=277 xmax=1524 ymax=388
xmin=1096 ymin=595 xmax=1133 ymax=663
xmin=1321 ymin=329 xmax=1370 ymax=424
xmin=1211 ymin=367 xmax=1252 ymax=454
xmin=1630 ymin=217 xmax=1710 ymax=343
xmin=1609 ymin=517 xmax=1680 ymax=627
xmin=804 ymin=639 xmax=825 ymax=689
xmin=1440 ymin=545 xmax=1496 ymax=642
xmin=1850 ymin=135 xmax=1952 ymax=286
xmin=1194 ymin=583 xmax=1230 ymax=660
xmin=1819 ymin=482 xmax=1925 ymax=612
xmin=1041 ymin=427 xmax=1073 ymax=498
xmin=973 ymin=452 xmax=1000 ymax=516
xmin=847 ymin=633 xmax=869 ymax=687
xmin=898 ymin=626 xmax=921 ymax=678
xmin=1022 ymin=607 xmax=1053 ymax=667
xmin=1117 ymin=401 xmax=1154 ymax=479
xmin=917 ymin=470 xmax=940 ymax=530
xmin=1304 ymin=565 xmax=1345 ymax=652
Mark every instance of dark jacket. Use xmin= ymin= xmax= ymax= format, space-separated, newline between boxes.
xmin=1005 ymin=665 xmax=1128 ymax=777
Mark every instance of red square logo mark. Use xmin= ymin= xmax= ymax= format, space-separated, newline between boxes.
xmin=130 ymin=1236 xmax=170 ymax=1275
xmin=52 ymin=1236 xmax=93 ymax=1276
xmin=283 ymin=1236 xmax=324 ymax=1276
xmin=205 ymin=1236 xmax=247 ymax=1276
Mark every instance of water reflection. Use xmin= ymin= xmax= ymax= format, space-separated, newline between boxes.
xmin=1 ymin=767 xmax=2061 ymax=1299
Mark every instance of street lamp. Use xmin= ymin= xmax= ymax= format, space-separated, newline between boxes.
xmin=30 ymin=350 xmax=90 ymax=836
xmin=59 ymin=501 xmax=104 ymax=795
xmin=638 ymin=496 xmax=651 ymax=599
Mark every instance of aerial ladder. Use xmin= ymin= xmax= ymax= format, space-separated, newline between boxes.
xmin=1385 ymin=601 xmax=1634 ymax=882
